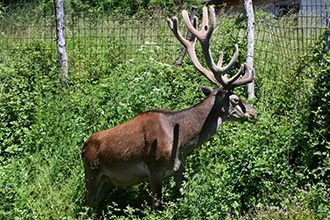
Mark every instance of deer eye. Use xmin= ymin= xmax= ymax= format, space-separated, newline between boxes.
xmin=230 ymin=95 xmax=240 ymax=105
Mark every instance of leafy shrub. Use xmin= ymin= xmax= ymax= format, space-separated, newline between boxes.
xmin=70 ymin=0 xmax=199 ymax=15
xmin=291 ymin=38 xmax=330 ymax=184
xmin=0 ymin=40 xmax=62 ymax=218
xmin=0 ymin=41 xmax=58 ymax=158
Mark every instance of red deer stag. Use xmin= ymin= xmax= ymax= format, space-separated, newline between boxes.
xmin=82 ymin=6 xmax=258 ymax=209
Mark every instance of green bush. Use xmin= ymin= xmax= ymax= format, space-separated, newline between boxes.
xmin=0 ymin=41 xmax=58 ymax=158
xmin=292 ymin=39 xmax=330 ymax=184
xmin=304 ymin=52 xmax=330 ymax=182
xmin=70 ymin=0 xmax=198 ymax=15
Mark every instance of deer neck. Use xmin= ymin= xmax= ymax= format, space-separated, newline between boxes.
xmin=175 ymin=94 xmax=223 ymax=155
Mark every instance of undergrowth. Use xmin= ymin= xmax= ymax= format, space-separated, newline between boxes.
xmin=0 ymin=6 xmax=329 ymax=219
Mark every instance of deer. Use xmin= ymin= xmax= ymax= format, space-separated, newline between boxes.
xmin=82 ymin=6 xmax=259 ymax=209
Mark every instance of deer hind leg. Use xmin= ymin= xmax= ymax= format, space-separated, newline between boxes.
xmin=149 ymin=171 xmax=163 ymax=209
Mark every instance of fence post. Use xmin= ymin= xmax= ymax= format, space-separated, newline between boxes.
xmin=244 ymin=0 xmax=255 ymax=99
xmin=54 ymin=0 xmax=69 ymax=82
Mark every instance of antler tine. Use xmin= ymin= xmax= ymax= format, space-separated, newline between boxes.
xmin=167 ymin=15 xmax=220 ymax=86
xmin=231 ymin=64 xmax=255 ymax=87
xmin=182 ymin=7 xmax=213 ymax=42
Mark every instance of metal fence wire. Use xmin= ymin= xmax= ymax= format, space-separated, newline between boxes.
xmin=69 ymin=12 xmax=179 ymax=72
xmin=0 ymin=0 xmax=329 ymax=75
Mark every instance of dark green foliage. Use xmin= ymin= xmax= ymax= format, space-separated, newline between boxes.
xmin=0 ymin=41 xmax=58 ymax=158
xmin=72 ymin=0 xmax=150 ymax=14
xmin=291 ymin=39 xmax=330 ymax=184
xmin=307 ymin=59 xmax=330 ymax=176
xmin=70 ymin=0 xmax=198 ymax=15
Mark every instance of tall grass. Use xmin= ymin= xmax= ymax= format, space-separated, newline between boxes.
xmin=0 ymin=4 xmax=329 ymax=219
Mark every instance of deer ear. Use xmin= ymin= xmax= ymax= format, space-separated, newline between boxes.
xmin=200 ymin=85 xmax=213 ymax=96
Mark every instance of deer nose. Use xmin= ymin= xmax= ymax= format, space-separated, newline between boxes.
xmin=252 ymin=111 xmax=260 ymax=118
xmin=246 ymin=109 xmax=260 ymax=119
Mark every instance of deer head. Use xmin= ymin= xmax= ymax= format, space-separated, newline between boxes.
xmin=167 ymin=6 xmax=258 ymax=121
xmin=82 ymin=6 xmax=259 ymax=211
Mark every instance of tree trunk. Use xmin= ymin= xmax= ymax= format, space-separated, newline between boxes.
xmin=54 ymin=0 xmax=69 ymax=82
xmin=244 ymin=0 xmax=255 ymax=99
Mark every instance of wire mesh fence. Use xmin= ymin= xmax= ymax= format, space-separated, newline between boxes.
xmin=254 ymin=0 xmax=329 ymax=75
xmin=69 ymin=12 xmax=179 ymax=72
xmin=0 ymin=0 xmax=329 ymax=75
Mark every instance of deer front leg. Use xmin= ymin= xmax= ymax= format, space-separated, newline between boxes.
xmin=149 ymin=171 xmax=163 ymax=209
